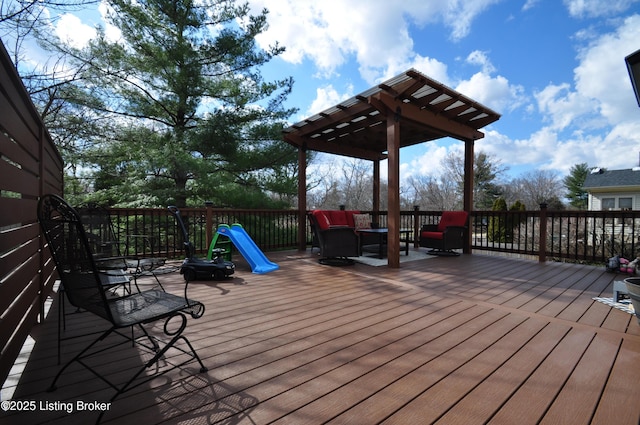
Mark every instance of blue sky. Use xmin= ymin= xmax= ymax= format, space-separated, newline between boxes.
xmin=33 ymin=0 xmax=640 ymax=182
xmin=243 ymin=0 xmax=640 ymax=182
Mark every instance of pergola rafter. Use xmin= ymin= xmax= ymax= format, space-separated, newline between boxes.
xmin=283 ymin=68 xmax=500 ymax=267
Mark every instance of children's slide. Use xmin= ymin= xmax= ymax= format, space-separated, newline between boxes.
xmin=216 ymin=224 xmax=279 ymax=274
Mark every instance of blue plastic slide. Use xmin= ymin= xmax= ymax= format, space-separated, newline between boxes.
xmin=216 ymin=224 xmax=279 ymax=274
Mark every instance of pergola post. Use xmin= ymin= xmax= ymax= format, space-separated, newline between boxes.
xmin=297 ymin=146 xmax=307 ymax=251
xmin=387 ymin=109 xmax=401 ymax=268
xmin=463 ymin=139 xmax=474 ymax=254
xmin=373 ymin=159 xmax=380 ymax=226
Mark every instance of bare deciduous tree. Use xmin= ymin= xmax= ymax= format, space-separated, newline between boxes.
xmin=504 ymin=170 xmax=564 ymax=210
xmin=308 ymin=158 xmax=376 ymax=210
xmin=406 ymin=175 xmax=460 ymax=210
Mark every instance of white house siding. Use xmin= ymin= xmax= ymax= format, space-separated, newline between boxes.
xmin=588 ymin=192 xmax=640 ymax=211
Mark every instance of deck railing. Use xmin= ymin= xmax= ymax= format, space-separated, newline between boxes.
xmin=471 ymin=207 xmax=640 ymax=263
xmin=108 ymin=206 xmax=301 ymax=258
xmin=106 ymin=205 xmax=640 ymax=265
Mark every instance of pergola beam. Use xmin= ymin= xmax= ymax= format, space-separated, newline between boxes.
xmin=289 ymin=102 xmax=373 ymax=138
xmin=370 ymin=91 xmax=485 ymax=142
xmin=283 ymin=133 xmax=387 ymax=161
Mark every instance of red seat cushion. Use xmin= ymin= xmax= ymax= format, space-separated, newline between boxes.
xmin=422 ymin=231 xmax=443 ymax=240
xmin=313 ymin=210 xmax=362 ymax=230
xmin=328 ymin=210 xmax=349 ymax=227
xmin=437 ymin=211 xmax=468 ymax=232
xmin=312 ymin=210 xmax=331 ymax=230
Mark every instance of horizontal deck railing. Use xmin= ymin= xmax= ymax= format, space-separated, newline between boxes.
xmin=108 ymin=206 xmax=301 ymax=258
xmin=105 ymin=205 xmax=640 ymax=265
xmin=471 ymin=208 xmax=640 ymax=263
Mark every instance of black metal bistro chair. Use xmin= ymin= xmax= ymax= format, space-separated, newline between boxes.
xmin=53 ymin=204 xmax=131 ymax=364
xmin=76 ymin=204 xmax=169 ymax=291
xmin=38 ymin=194 xmax=207 ymax=423
xmin=55 ymin=204 xmax=166 ymax=364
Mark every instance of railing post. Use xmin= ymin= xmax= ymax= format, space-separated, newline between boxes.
xmin=205 ymin=201 xmax=213 ymax=249
xmin=539 ymin=203 xmax=548 ymax=262
xmin=413 ymin=205 xmax=420 ymax=248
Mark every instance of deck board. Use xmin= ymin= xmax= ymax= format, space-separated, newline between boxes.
xmin=488 ymin=327 xmax=596 ymax=425
xmin=2 ymin=251 xmax=639 ymax=425
xmin=539 ymin=332 xmax=621 ymax=425
xmin=590 ymin=337 xmax=640 ymax=424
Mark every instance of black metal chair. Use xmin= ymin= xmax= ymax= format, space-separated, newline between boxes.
xmin=38 ymin=194 xmax=207 ymax=423
xmin=53 ymin=204 xmax=131 ymax=364
xmin=76 ymin=204 xmax=169 ymax=291
xmin=55 ymin=204 xmax=167 ymax=364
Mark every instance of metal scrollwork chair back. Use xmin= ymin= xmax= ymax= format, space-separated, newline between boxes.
xmin=38 ymin=194 xmax=207 ymax=424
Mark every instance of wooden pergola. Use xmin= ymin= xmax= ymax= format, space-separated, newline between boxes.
xmin=283 ymin=68 xmax=500 ymax=267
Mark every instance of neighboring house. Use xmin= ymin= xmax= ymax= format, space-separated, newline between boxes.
xmin=583 ymin=167 xmax=640 ymax=210
xmin=582 ymin=167 xmax=640 ymax=251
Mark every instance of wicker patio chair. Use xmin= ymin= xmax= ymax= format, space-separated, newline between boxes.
xmin=307 ymin=211 xmax=360 ymax=265
xmin=419 ymin=210 xmax=469 ymax=256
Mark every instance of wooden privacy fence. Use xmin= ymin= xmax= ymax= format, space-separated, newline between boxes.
xmin=0 ymin=43 xmax=64 ymax=386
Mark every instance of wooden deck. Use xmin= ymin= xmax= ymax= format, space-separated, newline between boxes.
xmin=3 ymin=250 xmax=640 ymax=425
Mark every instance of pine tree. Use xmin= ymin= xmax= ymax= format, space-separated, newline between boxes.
xmin=487 ymin=197 xmax=508 ymax=243
xmin=563 ymin=163 xmax=589 ymax=210
xmin=40 ymin=0 xmax=298 ymax=207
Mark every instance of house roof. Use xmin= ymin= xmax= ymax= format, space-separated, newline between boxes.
xmin=282 ymin=68 xmax=501 ymax=161
xmin=583 ymin=168 xmax=640 ymax=190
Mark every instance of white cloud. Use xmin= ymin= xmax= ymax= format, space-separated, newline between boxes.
xmin=248 ymin=0 xmax=501 ymax=81
xmin=306 ymin=84 xmax=354 ymax=116
xmin=50 ymin=2 xmax=121 ymax=51
xmin=455 ymin=72 xmax=524 ymax=114
xmin=54 ymin=13 xmax=96 ymax=49
xmin=478 ymin=12 xmax=640 ymax=176
xmin=466 ymin=50 xmax=496 ymax=74
xmin=547 ymin=14 xmax=640 ymax=171
xmin=533 ymin=128 xmax=640 ymax=173
xmin=440 ymin=0 xmax=504 ymax=40
xmin=564 ymin=0 xmax=640 ymax=18
xmin=474 ymin=127 xmax=599 ymax=176
xmin=522 ymin=0 xmax=541 ymax=11
xmin=404 ymin=144 xmax=454 ymax=179
xmin=97 ymin=1 xmax=123 ymax=43
xmin=573 ymin=14 xmax=640 ymax=124
xmin=534 ymin=83 xmax=598 ymax=131
xmin=402 ymin=0 xmax=505 ymax=40
xmin=407 ymin=56 xmax=451 ymax=86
